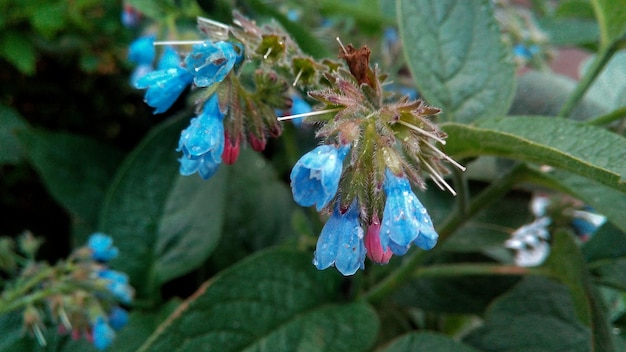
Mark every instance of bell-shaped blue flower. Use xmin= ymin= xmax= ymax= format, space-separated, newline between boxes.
xmin=380 ymin=169 xmax=438 ymax=255
xmin=98 ymin=269 xmax=133 ymax=304
xmin=108 ymin=307 xmax=129 ymax=331
xmin=177 ymin=94 xmax=225 ymax=179
xmin=290 ymin=144 xmax=350 ymax=211
xmin=130 ymin=63 xmax=153 ymax=87
xmin=134 ymin=67 xmax=193 ymax=114
xmin=314 ymin=200 xmax=366 ymax=276
xmin=185 ymin=41 xmax=241 ymax=87
xmin=92 ymin=317 xmax=115 ymax=350
xmin=157 ymin=46 xmax=181 ymax=70
xmin=87 ymin=233 xmax=119 ymax=262
xmin=128 ymin=35 xmax=156 ymax=65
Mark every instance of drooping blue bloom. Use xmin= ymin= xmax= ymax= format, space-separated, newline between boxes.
xmin=98 ymin=269 xmax=133 ymax=304
xmin=128 ymin=35 xmax=156 ymax=65
xmin=289 ymin=95 xmax=312 ymax=127
xmin=134 ymin=67 xmax=194 ymax=114
xmin=570 ymin=206 xmax=606 ymax=240
xmin=513 ymin=43 xmax=533 ymax=59
xmin=185 ymin=41 xmax=241 ymax=87
xmin=108 ymin=307 xmax=129 ymax=331
xmin=130 ymin=64 xmax=153 ymax=88
xmin=177 ymin=94 xmax=225 ymax=179
xmin=92 ymin=317 xmax=115 ymax=350
xmin=157 ymin=46 xmax=181 ymax=70
xmin=290 ymin=144 xmax=350 ymax=211
xmin=314 ymin=200 xmax=366 ymax=275
xmin=87 ymin=233 xmax=119 ymax=262
xmin=380 ymin=169 xmax=439 ymax=255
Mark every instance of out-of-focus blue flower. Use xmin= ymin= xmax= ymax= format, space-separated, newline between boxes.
xmin=157 ymin=46 xmax=181 ymax=70
xmin=380 ymin=169 xmax=439 ymax=255
xmin=87 ymin=233 xmax=119 ymax=262
xmin=177 ymin=94 xmax=225 ymax=179
xmin=185 ymin=41 xmax=241 ymax=87
xmin=513 ymin=43 xmax=540 ymax=60
xmin=121 ymin=4 xmax=141 ymax=28
xmin=134 ymin=67 xmax=194 ymax=114
xmin=108 ymin=307 xmax=129 ymax=331
xmin=92 ymin=317 xmax=115 ymax=350
xmin=570 ymin=207 xmax=606 ymax=241
xmin=289 ymin=95 xmax=312 ymax=127
xmin=290 ymin=144 xmax=350 ymax=211
xmin=98 ymin=269 xmax=133 ymax=304
xmin=128 ymin=35 xmax=156 ymax=65
xmin=504 ymin=217 xmax=551 ymax=267
xmin=313 ymin=200 xmax=366 ymax=275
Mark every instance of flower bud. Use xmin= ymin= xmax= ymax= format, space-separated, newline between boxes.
xmin=222 ymin=131 xmax=241 ymax=165
xmin=365 ymin=214 xmax=393 ymax=264
xmin=248 ymin=133 xmax=267 ymax=152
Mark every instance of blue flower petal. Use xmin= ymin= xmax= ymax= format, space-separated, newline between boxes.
xmin=87 ymin=233 xmax=119 ymax=262
xmin=157 ymin=46 xmax=181 ymax=70
xmin=128 ymin=35 xmax=156 ymax=65
xmin=135 ymin=67 xmax=193 ymax=114
xmin=290 ymin=145 xmax=349 ymax=211
xmin=92 ymin=317 xmax=115 ymax=350
xmin=185 ymin=41 xmax=239 ymax=87
xmin=108 ymin=307 xmax=129 ymax=331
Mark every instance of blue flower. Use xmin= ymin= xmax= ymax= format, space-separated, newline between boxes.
xmin=513 ymin=43 xmax=534 ymax=60
xmin=185 ymin=41 xmax=241 ymax=87
xmin=128 ymin=35 xmax=156 ymax=65
xmin=313 ymin=200 xmax=366 ymax=275
xmin=290 ymin=144 xmax=350 ymax=211
xmin=177 ymin=94 xmax=225 ymax=179
xmin=289 ymin=96 xmax=312 ymax=127
xmin=108 ymin=307 xmax=129 ymax=331
xmin=157 ymin=46 xmax=181 ymax=70
xmin=87 ymin=233 xmax=119 ymax=262
xmin=380 ymin=169 xmax=439 ymax=255
xmin=92 ymin=317 xmax=115 ymax=350
xmin=98 ymin=269 xmax=133 ymax=304
xmin=134 ymin=67 xmax=193 ymax=114
xmin=130 ymin=64 xmax=153 ymax=88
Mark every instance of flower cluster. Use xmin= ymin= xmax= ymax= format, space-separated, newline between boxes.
xmin=0 ymin=232 xmax=133 ymax=350
xmin=131 ymin=13 xmax=328 ymax=179
xmin=289 ymin=41 xmax=464 ymax=275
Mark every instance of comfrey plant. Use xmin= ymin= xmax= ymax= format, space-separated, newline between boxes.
xmin=0 ymin=232 xmax=133 ymax=350
xmin=133 ymin=12 xmax=463 ymax=276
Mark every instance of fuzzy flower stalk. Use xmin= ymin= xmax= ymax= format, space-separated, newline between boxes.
xmin=287 ymin=39 xmax=465 ymax=275
xmin=0 ymin=232 xmax=133 ymax=350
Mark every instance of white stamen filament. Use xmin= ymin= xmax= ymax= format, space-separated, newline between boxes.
xmin=59 ymin=308 xmax=72 ymax=330
xmin=424 ymin=141 xmax=466 ymax=171
xmin=398 ymin=120 xmax=446 ymax=145
xmin=197 ymin=16 xmax=230 ymax=30
xmin=277 ymin=108 xmax=342 ymax=121
xmin=292 ymin=69 xmax=303 ymax=86
xmin=154 ymin=40 xmax=204 ymax=46
xmin=423 ymin=161 xmax=457 ymax=196
xmin=263 ymin=47 xmax=273 ymax=60
xmin=336 ymin=37 xmax=348 ymax=54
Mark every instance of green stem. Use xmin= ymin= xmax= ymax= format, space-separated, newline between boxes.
xmin=412 ymin=263 xmax=546 ymax=279
xmin=558 ymin=45 xmax=617 ymax=118
xmin=585 ymin=105 xmax=626 ymax=126
xmin=362 ymin=163 xmax=527 ymax=304
xmin=452 ymin=167 xmax=469 ymax=215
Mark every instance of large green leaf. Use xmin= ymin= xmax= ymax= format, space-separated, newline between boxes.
xmin=378 ymin=332 xmax=480 ymax=352
xmin=398 ymin=0 xmax=515 ymax=123
xmin=582 ymin=51 xmax=626 ymax=111
xmin=18 ymin=129 xmax=124 ymax=243
xmin=0 ymin=105 xmax=28 ymax=165
xmin=138 ymin=249 xmax=379 ymax=352
xmin=463 ymin=276 xmax=591 ymax=352
xmin=443 ymin=116 xmax=626 ymax=193
xmin=591 ymin=0 xmax=626 ymax=49
xmin=99 ymin=116 xmax=227 ymax=299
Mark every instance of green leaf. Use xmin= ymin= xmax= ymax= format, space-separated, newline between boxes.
xmin=583 ymin=223 xmax=626 ymax=263
xmin=582 ymin=51 xmax=626 ymax=111
xmin=18 ymin=129 xmax=124 ymax=243
xmin=509 ymin=71 xmax=610 ymax=121
xmin=0 ymin=31 xmax=36 ymax=75
xmin=443 ymin=116 xmax=626 ymax=193
xmin=398 ymin=0 xmax=515 ymax=123
xmin=111 ymin=300 xmax=180 ymax=352
xmin=378 ymin=332 xmax=480 ymax=352
xmin=31 ymin=2 xmax=66 ymax=38
xmin=0 ymin=105 xmax=29 ymax=165
xmin=463 ymin=276 xmax=592 ymax=352
xmin=536 ymin=18 xmax=599 ymax=46
xmin=591 ymin=0 xmax=626 ymax=49
xmin=99 ymin=115 xmax=227 ymax=299
xmin=138 ymin=249 xmax=379 ymax=352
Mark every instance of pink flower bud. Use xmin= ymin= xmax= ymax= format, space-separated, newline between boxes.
xmin=248 ymin=133 xmax=267 ymax=152
xmin=365 ymin=214 xmax=393 ymax=264
xmin=222 ymin=131 xmax=241 ymax=165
